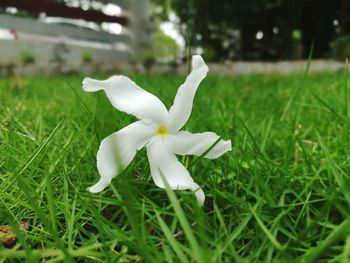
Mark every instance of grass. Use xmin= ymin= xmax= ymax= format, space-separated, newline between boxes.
xmin=1 ymin=70 xmax=350 ymax=262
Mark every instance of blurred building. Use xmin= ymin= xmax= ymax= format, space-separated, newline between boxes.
xmin=0 ymin=0 xmax=152 ymax=74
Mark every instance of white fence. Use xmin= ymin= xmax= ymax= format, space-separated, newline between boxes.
xmin=0 ymin=0 xmax=151 ymax=74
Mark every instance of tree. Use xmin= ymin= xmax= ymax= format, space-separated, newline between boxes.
xmin=164 ymin=0 xmax=346 ymax=60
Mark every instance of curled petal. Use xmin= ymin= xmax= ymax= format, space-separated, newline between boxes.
xmin=147 ymin=138 xmax=205 ymax=205
xmin=89 ymin=121 xmax=154 ymax=193
xmin=83 ymin=76 xmax=168 ymax=124
xmin=191 ymin=183 xmax=205 ymax=205
xmin=169 ymin=131 xmax=232 ymax=159
xmin=167 ymin=55 xmax=208 ymax=132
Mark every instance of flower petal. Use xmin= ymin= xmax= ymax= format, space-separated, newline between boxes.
xmin=147 ymin=138 xmax=205 ymax=205
xmin=83 ymin=76 xmax=168 ymax=124
xmin=167 ymin=55 xmax=208 ymax=132
xmin=89 ymin=121 xmax=154 ymax=193
xmin=169 ymin=131 xmax=232 ymax=159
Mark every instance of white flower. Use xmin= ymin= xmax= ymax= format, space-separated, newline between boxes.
xmin=82 ymin=55 xmax=231 ymax=205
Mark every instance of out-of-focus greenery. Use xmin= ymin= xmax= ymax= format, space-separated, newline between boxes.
xmin=201 ymin=45 xmax=217 ymax=62
xmin=141 ymin=30 xmax=179 ymax=71
xmin=81 ymin=51 xmax=93 ymax=64
xmin=154 ymin=0 xmax=345 ymax=61
xmin=154 ymin=31 xmax=179 ymax=63
xmin=330 ymin=35 xmax=350 ymax=60
xmin=2 ymin=0 xmax=346 ymax=61
xmin=141 ymin=49 xmax=156 ymax=73
xmin=20 ymin=51 xmax=36 ymax=65
xmin=292 ymin=30 xmax=302 ymax=43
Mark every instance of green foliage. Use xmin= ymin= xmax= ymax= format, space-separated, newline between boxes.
xmin=141 ymin=31 xmax=179 ymax=72
xmin=168 ymin=0 xmax=342 ymax=60
xmin=154 ymin=31 xmax=179 ymax=63
xmin=20 ymin=51 xmax=36 ymax=65
xmin=292 ymin=30 xmax=302 ymax=42
xmin=330 ymin=35 xmax=350 ymax=60
xmin=202 ymin=46 xmax=217 ymax=62
xmin=81 ymin=51 xmax=93 ymax=64
xmin=1 ymin=71 xmax=350 ymax=261
xmin=141 ymin=49 xmax=156 ymax=72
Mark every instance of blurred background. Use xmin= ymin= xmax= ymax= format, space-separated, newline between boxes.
xmin=0 ymin=0 xmax=349 ymax=75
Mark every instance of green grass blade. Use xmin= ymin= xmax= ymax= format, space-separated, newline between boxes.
xmin=155 ymin=211 xmax=190 ymax=263
xmin=301 ymin=217 xmax=350 ymax=263
xmin=249 ymin=205 xmax=284 ymax=252
xmin=159 ymin=170 xmax=207 ymax=263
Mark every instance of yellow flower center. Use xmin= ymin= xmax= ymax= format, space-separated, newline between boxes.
xmin=156 ymin=126 xmax=168 ymax=137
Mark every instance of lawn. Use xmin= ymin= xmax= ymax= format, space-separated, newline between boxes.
xmin=1 ymin=70 xmax=350 ymax=262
